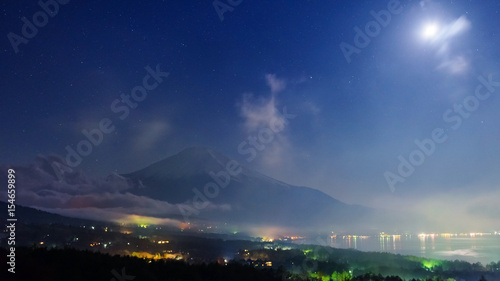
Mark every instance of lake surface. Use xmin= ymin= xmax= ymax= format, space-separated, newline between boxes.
xmin=299 ymin=234 xmax=500 ymax=264
xmin=330 ymin=235 xmax=500 ymax=265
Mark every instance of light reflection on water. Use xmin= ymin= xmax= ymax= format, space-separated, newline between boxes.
xmin=323 ymin=235 xmax=500 ymax=264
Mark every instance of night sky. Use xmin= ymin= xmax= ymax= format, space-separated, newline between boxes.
xmin=1 ymin=0 xmax=500 ymax=231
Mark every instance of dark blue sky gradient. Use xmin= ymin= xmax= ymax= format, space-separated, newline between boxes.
xmin=1 ymin=0 xmax=500 ymax=229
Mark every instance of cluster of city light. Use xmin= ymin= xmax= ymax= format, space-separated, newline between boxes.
xmin=417 ymin=232 xmax=496 ymax=238
xmin=281 ymin=235 xmax=305 ymax=241
xmin=379 ymin=233 xmax=400 ymax=239
xmin=341 ymin=235 xmax=371 ymax=239
xmin=131 ymin=251 xmax=184 ymax=260
xmin=259 ymin=231 xmax=500 ymax=243
xmin=261 ymin=237 xmax=274 ymax=242
xmin=468 ymin=232 xmax=494 ymax=237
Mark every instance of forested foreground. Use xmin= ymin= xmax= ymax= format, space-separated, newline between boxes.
xmin=0 ymin=247 xmax=497 ymax=281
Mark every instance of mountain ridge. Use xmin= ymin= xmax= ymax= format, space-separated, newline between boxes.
xmin=122 ymin=146 xmax=372 ymax=231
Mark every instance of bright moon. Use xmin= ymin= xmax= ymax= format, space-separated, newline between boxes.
xmin=422 ymin=23 xmax=439 ymax=39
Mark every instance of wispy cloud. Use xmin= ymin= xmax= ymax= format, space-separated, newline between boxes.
xmin=303 ymin=100 xmax=321 ymax=116
xmin=368 ymin=187 xmax=500 ymax=232
xmin=0 ymin=155 xmax=227 ymax=226
xmin=132 ymin=120 xmax=171 ymax=152
xmin=426 ymin=15 xmax=471 ymax=75
xmin=441 ymin=15 xmax=471 ymax=41
xmin=415 ymin=191 xmax=500 ymax=232
xmin=239 ymin=93 xmax=282 ymax=132
xmin=238 ymin=74 xmax=288 ymax=132
xmin=265 ymin=74 xmax=286 ymax=94
xmin=437 ymin=55 xmax=468 ymax=74
xmin=237 ymin=74 xmax=296 ymax=173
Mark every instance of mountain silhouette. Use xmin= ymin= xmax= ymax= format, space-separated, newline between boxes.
xmin=123 ymin=147 xmax=371 ymax=231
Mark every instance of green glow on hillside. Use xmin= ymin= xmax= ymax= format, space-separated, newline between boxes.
xmin=422 ymin=259 xmax=442 ymax=270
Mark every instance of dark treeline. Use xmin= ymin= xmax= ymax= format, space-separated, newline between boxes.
xmin=0 ymin=247 xmax=283 ymax=281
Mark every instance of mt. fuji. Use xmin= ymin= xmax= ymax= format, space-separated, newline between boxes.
xmin=123 ymin=147 xmax=372 ymax=232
